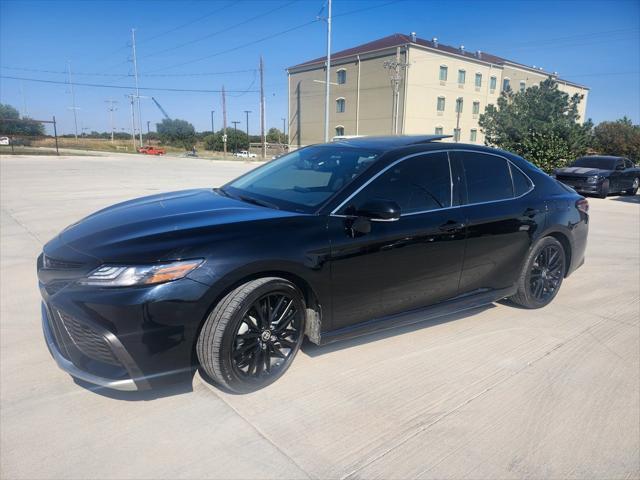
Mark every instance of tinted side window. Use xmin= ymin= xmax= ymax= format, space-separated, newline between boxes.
xmin=459 ymin=152 xmax=513 ymax=203
xmin=346 ymin=152 xmax=451 ymax=214
xmin=510 ymin=163 xmax=533 ymax=196
xmin=624 ymin=159 xmax=633 ymax=168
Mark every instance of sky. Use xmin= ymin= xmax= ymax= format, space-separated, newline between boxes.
xmin=1 ymin=0 xmax=639 ymax=136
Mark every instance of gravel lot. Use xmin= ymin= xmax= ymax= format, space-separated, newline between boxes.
xmin=1 ymin=154 xmax=639 ymax=479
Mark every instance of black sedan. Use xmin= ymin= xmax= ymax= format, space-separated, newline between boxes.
xmin=38 ymin=136 xmax=589 ymax=393
xmin=555 ymin=155 xmax=639 ymax=198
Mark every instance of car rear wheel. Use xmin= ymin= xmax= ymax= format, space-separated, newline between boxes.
xmin=625 ymin=177 xmax=639 ymax=195
xmin=510 ymin=237 xmax=565 ymax=309
xmin=597 ymin=179 xmax=609 ymax=198
xmin=196 ymin=277 xmax=305 ymax=393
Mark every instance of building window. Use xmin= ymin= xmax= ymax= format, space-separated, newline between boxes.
xmin=472 ymin=101 xmax=480 ymax=115
xmin=439 ymin=65 xmax=448 ymax=81
xmin=435 ymin=127 xmax=443 ymax=135
xmin=335 ymin=126 xmax=344 ymax=136
xmin=470 ymin=129 xmax=477 ymax=142
xmin=336 ymin=98 xmax=345 ymax=113
xmin=490 ymin=76 xmax=497 ymax=91
xmin=337 ymin=69 xmax=347 ymax=85
xmin=453 ymin=128 xmax=461 ymax=142
xmin=437 ymin=97 xmax=446 ymax=112
xmin=502 ymin=78 xmax=511 ymax=91
xmin=519 ymin=80 xmax=526 ymax=92
xmin=455 ymin=97 xmax=463 ymax=113
xmin=458 ymin=69 xmax=466 ymax=84
xmin=475 ymin=73 xmax=482 ymax=87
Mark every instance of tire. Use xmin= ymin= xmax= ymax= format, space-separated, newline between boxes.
xmin=625 ymin=177 xmax=639 ymax=196
xmin=196 ymin=277 xmax=306 ymax=393
xmin=597 ymin=179 xmax=609 ymax=199
xmin=509 ymin=237 xmax=566 ymax=309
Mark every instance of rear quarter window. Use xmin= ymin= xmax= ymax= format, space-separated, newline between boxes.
xmin=510 ymin=163 xmax=533 ymax=196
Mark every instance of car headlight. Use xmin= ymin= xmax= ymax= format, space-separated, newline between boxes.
xmin=80 ymin=259 xmax=203 ymax=287
xmin=586 ymin=175 xmax=601 ymax=184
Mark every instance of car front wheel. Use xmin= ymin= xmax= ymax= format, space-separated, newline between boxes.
xmin=597 ymin=179 xmax=609 ymax=198
xmin=510 ymin=237 xmax=566 ymax=309
xmin=626 ymin=177 xmax=639 ymax=195
xmin=196 ymin=277 xmax=305 ymax=393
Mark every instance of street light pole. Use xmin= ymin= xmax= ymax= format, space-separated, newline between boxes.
xmin=323 ymin=0 xmax=332 ymax=143
xmin=210 ymin=110 xmax=215 ymax=133
xmin=243 ymin=110 xmax=251 ymax=146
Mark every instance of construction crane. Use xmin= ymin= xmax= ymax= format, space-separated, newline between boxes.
xmin=151 ymin=97 xmax=170 ymax=120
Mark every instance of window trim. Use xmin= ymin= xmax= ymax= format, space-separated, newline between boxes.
xmin=502 ymin=77 xmax=511 ymax=91
xmin=336 ymin=97 xmax=346 ymax=113
xmin=475 ymin=72 xmax=482 ymax=87
xmin=439 ymin=65 xmax=448 ymax=81
xmin=457 ymin=69 xmax=466 ymax=84
xmin=334 ymin=125 xmax=345 ymax=136
xmin=336 ymin=68 xmax=347 ymax=84
xmin=472 ymin=101 xmax=480 ymax=115
xmin=437 ymin=96 xmax=446 ymax=111
xmin=330 ymin=150 xmax=535 ymax=217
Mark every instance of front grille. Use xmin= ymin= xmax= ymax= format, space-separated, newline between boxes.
xmin=557 ymin=175 xmax=586 ymax=186
xmin=55 ymin=310 xmax=122 ymax=366
xmin=43 ymin=254 xmax=84 ymax=270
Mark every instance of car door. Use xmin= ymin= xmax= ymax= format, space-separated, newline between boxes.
xmin=450 ymin=150 xmax=543 ymax=295
xmin=327 ymin=151 xmax=467 ymax=330
xmin=623 ymin=159 xmax=636 ymax=189
xmin=610 ymin=159 xmax=627 ymax=191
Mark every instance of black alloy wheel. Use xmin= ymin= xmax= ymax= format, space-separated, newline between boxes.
xmin=626 ymin=177 xmax=639 ymax=195
xmin=597 ymin=179 xmax=610 ymax=199
xmin=510 ymin=237 xmax=565 ymax=309
xmin=197 ymin=277 xmax=305 ymax=393
xmin=528 ymin=244 xmax=564 ymax=302
xmin=231 ymin=292 xmax=302 ymax=380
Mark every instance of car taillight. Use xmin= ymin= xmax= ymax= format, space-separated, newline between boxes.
xmin=576 ymin=198 xmax=589 ymax=214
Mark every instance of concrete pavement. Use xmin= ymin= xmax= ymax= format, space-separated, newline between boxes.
xmin=1 ymin=154 xmax=638 ymax=479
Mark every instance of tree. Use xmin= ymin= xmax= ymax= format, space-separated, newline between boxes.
xmin=156 ymin=118 xmax=196 ymax=149
xmin=478 ymin=79 xmax=593 ymax=172
xmin=266 ymin=127 xmax=288 ymax=144
xmin=593 ymin=117 xmax=640 ymax=162
xmin=203 ymin=129 xmax=249 ymax=152
xmin=0 ymin=103 xmax=46 ymax=137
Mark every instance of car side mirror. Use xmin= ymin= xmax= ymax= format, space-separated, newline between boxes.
xmin=356 ymin=199 xmax=401 ymax=222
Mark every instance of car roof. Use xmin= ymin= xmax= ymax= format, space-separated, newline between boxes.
xmin=577 ymin=155 xmax=626 ymax=161
xmin=330 ymin=135 xmax=452 ymax=149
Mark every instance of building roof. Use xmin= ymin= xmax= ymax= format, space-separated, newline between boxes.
xmin=288 ymin=33 xmax=587 ymax=89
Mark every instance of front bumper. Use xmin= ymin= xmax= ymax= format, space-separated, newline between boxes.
xmin=39 ymin=272 xmax=214 ymax=391
xmin=42 ymin=304 xmax=140 ymax=391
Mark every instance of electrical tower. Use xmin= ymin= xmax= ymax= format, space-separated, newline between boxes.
xmin=383 ymin=49 xmax=410 ymax=135
xmin=67 ymin=61 xmax=79 ymax=140
xmin=131 ymin=28 xmax=143 ymax=147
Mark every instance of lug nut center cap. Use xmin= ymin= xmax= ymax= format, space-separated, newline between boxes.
xmin=261 ymin=330 xmax=272 ymax=342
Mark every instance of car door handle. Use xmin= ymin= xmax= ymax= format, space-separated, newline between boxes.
xmin=439 ymin=221 xmax=465 ymax=233
xmin=523 ymin=207 xmax=541 ymax=217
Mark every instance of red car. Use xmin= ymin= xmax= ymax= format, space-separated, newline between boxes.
xmin=137 ymin=146 xmax=165 ymax=155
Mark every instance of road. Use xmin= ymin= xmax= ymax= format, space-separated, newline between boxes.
xmin=1 ymin=154 xmax=639 ymax=479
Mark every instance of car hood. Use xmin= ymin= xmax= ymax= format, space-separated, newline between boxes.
xmin=45 ymin=189 xmax=299 ymax=263
xmin=556 ymin=167 xmax=610 ymax=176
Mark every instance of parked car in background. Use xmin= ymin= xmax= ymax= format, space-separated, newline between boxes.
xmin=38 ymin=136 xmax=589 ymax=394
xmin=0 ymin=136 xmax=10 ymax=145
xmin=137 ymin=145 xmax=165 ymax=155
xmin=555 ymin=156 xmax=639 ymax=198
xmin=234 ymin=150 xmax=257 ymax=158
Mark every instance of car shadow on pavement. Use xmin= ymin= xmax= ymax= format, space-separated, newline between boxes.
xmin=302 ymin=304 xmax=494 ymax=357
xmin=610 ymin=195 xmax=640 ymax=204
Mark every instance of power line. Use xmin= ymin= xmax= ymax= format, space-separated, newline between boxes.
xmin=141 ymin=0 xmax=297 ymax=60
xmin=1 ymin=66 xmax=257 ymax=77
xmin=0 ymin=75 xmax=258 ymax=93
xmin=146 ymin=19 xmax=320 ymax=72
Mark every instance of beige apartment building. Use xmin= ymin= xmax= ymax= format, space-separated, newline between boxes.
xmin=287 ymin=33 xmax=589 ymax=148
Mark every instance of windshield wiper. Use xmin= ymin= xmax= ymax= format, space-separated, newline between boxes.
xmin=235 ymin=194 xmax=280 ymax=210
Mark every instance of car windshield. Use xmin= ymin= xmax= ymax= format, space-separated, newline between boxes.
xmin=222 ymin=145 xmax=381 ymax=213
xmin=571 ymin=157 xmax=617 ymax=169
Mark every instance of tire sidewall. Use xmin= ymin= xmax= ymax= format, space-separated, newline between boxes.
xmin=219 ymin=279 xmax=306 ymax=393
xmin=521 ymin=237 xmax=565 ymax=308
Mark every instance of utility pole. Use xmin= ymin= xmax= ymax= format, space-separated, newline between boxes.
xmin=383 ymin=48 xmax=410 ymax=135
xmin=259 ymin=56 xmax=266 ymax=159
xmin=455 ymin=97 xmax=462 ymax=142
xmin=20 ymin=82 xmax=27 ymax=117
xmin=67 ymin=61 xmax=79 ymax=140
xmin=322 ymin=0 xmax=332 ymax=142
xmin=243 ymin=110 xmax=251 ymax=145
xmin=146 ymin=120 xmax=150 ymax=138
xmin=282 ymin=117 xmax=286 ymax=145
xmin=105 ymin=99 xmax=118 ymax=143
xmin=231 ymin=121 xmax=240 ymax=153
xmin=221 ymin=85 xmax=227 ymax=157
xmin=128 ymin=94 xmax=136 ymax=150
xmin=210 ymin=110 xmax=215 ymax=133
xmin=131 ymin=28 xmax=143 ymax=147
